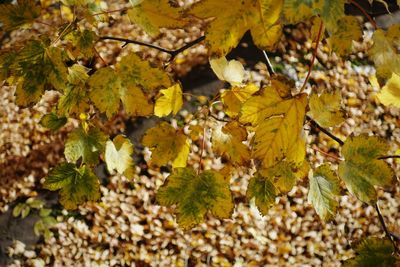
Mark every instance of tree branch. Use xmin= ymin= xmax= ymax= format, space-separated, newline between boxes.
xmin=306 ymin=116 xmax=345 ymax=146
xmin=375 ymin=202 xmax=399 ymax=254
xmin=349 ymin=0 xmax=378 ymax=29
xmin=378 ymin=155 xmax=400 ymax=160
xmin=99 ymin=35 xmax=205 ymax=61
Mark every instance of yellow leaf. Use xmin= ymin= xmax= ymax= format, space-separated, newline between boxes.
xmin=221 ymin=83 xmax=259 ymax=117
xmin=211 ymin=121 xmax=251 ymax=166
xmin=142 ymin=122 xmax=189 ymax=167
xmin=377 ymin=73 xmax=400 ymax=108
xmin=154 ymin=83 xmax=183 ymax=117
xmin=88 ymin=67 xmax=121 ymax=118
xmin=157 ymin=168 xmax=233 ymax=229
xmin=241 ymin=83 xmax=307 ymax=168
xmin=260 ymin=161 xmax=297 ymax=194
xmin=210 ymin=56 xmax=245 ymax=86
xmin=283 ymin=0 xmax=314 ymax=24
xmin=327 ymin=16 xmax=362 ymax=56
xmin=338 ymin=135 xmax=395 ymax=204
xmin=127 ymin=0 xmax=188 ymax=37
xmin=58 ymin=84 xmax=90 ymax=116
xmin=308 ymin=164 xmax=340 ymax=221
xmin=120 ymin=85 xmax=153 ymax=117
xmin=0 ymin=0 xmax=41 ymax=31
xmin=190 ymin=0 xmax=282 ymax=56
xmin=105 ymin=135 xmax=135 ymax=178
xmin=246 ymin=173 xmax=277 ymax=216
xmin=308 ymin=90 xmax=345 ymax=128
xmin=189 ymin=124 xmax=203 ymax=141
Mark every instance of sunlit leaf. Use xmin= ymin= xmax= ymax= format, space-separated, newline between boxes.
xmin=43 ymin=163 xmax=100 ymax=210
xmin=120 ymin=85 xmax=154 ymax=117
xmin=308 ymin=164 xmax=340 ymax=221
xmin=338 ymin=135 xmax=395 ymax=204
xmin=308 ymin=90 xmax=345 ymax=128
xmin=157 ymin=168 xmax=233 ymax=229
xmin=142 ymin=122 xmax=189 ymax=167
xmin=105 ymin=135 xmax=134 ymax=178
xmin=260 ymin=161 xmax=297 ymax=194
xmin=210 ymin=56 xmax=245 ymax=86
xmin=64 ymin=126 xmax=108 ymax=165
xmin=221 ymin=83 xmax=259 ymax=117
xmin=154 ymin=83 xmax=183 ymax=117
xmin=377 ymin=73 xmax=400 ymax=108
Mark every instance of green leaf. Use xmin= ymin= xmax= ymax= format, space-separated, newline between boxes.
xmin=34 ymin=220 xmax=44 ymax=236
xmin=338 ymin=135 xmax=395 ymax=204
xmin=308 ymin=90 xmax=345 ymax=128
xmin=246 ymin=173 xmax=277 ymax=216
xmin=142 ymin=122 xmax=189 ymax=168
xmin=39 ymin=208 xmax=52 ymax=217
xmin=88 ymin=67 xmax=122 ymax=118
xmin=43 ymin=163 xmax=101 ymax=209
xmin=105 ymin=135 xmax=134 ymax=178
xmin=154 ymin=83 xmax=183 ymax=117
xmin=57 ymin=84 xmax=90 ymax=116
xmin=157 ymin=168 xmax=233 ymax=229
xmin=308 ymin=164 xmax=340 ymax=221
xmin=65 ymin=29 xmax=97 ymax=59
xmin=0 ymin=0 xmax=41 ymax=31
xmin=13 ymin=203 xmax=25 ymax=217
xmin=64 ymin=127 xmax=108 ymax=165
xmin=344 ymin=237 xmax=398 ymax=267
xmin=21 ymin=205 xmax=30 ymax=218
xmin=40 ymin=112 xmax=67 ymax=131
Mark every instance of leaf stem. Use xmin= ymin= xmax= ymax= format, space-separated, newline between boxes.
xmin=98 ymin=35 xmax=205 ymax=62
xmin=306 ymin=116 xmax=344 ymax=146
xmin=299 ymin=20 xmax=323 ymax=93
xmin=375 ymin=202 xmax=399 ymax=254
xmin=198 ymin=119 xmax=207 ymax=175
xmin=350 ymin=0 xmax=378 ymax=30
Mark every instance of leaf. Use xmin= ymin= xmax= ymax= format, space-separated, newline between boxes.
xmin=327 ymin=16 xmax=362 ymax=56
xmin=116 ymin=52 xmax=172 ymax=91
xmin=246 ymin=173 xmax=277 ymax=216
xmin=43 ymin=163 xmax=100 ymax=210
xmin=260 ymin=161 xmax=297 ymax=194
xmin=105 ymin=135 xmax=134 ymax=178
xmin=0 ymin=0 xmax=41 ymax=31
xmin=308 ymin=164 xmax=340 ymax=221
xmin=154 ymin=83 xmax=183 ymax=117
xmin=210 ymin=56 xmax=245 ymax=86
xmin=344 ymin=237 xmax=398 ymax=267
xmin=65 ymin=29 xmax=97 ymax=59
xmin=338 ymin=135 xmax=395 ymax=204
xmin=211 ymin=121 xmax=250 ymax=166
xmin=369 ymin=29 xmax=400 ymax=80
xmin=240 ymin=83 xmax=307 ymax=168
xmin=127 ymin=0 xmax=188 ymax=37
xmin=58 ymin=84 xmax=90 ymax=116
xmin=40 ymin=112 xmax=67 ymax=131
xmin=67 ymin=64 xmax=90 ymax=85
xmin=283 ymin=0 xmax=314 ymax=24
xmin=377 ymin=73 xmax=400 ymax=108
xmin=21 ymin=206 xmax=30 ymax=219
xmin=190 ymin=0 xmax=282 ymax=56
xmin=45 ymin=47 xmax=69 ymax=91
xmin=157 ymin=168 xmax=233 ymax=229
xmin=119 ymin=85 xmax=154 ymax=117
xmin=313 ymin=0 xmax=345 ymax=34
xmin=88 ymin=67 xmax=122 ymax=118
xmin=308 ymin=90 xmax=345 ymax=127
xmin=221 ymin=83 xmax=259 ymax=117
xmin=142 ymin=122 xmax=189 ymax=168
xmin=13 ymin=203 xmax=24 ymax=217
xmin=64 ymin=126 xmax=108 ymax=165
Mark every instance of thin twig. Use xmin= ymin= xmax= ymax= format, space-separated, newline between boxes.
xmin=93 ymin=48 xmax=107 ymax=66
xmin=99 ymin=35 xmax=205 ymax=61
xmin=350 ymin=0 xmax=378 ymax=29
xmin=262 ymin=50 xmax=275 ymax=76
xmin=375 ymin=202 xmax=399 ymax=254
xmin=378 ymin=155 xmax=400 ymax=160
xmin=306 ymin=116 xmax=344 ymax=146
xmin=198 ymin=119 xmax=207 ymax=175
xmin=312 ymin=145 xmax=342 ymax=161
xmin=91 ymin=7 xmax=128 ymax=17
xmin=300 ymin=20 xmax=324 ymax=93
xmin=210 ymin=114 xmax=230 ymax=123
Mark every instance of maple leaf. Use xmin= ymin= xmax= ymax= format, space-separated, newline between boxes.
xmin=58 ymin=84 xmax=90 ymax=116
xmin=327 ymin=16 xmax=362 ymax=56
xmin=240 ymin=82 xmax=307 ymax=168
xmin=344 ymin=237 xmax=398 ymax=267
xmin=154 ymin=83 xmax=183 ymax=117
xmin=43 ymin=163 xmax=100 ymax=210
xmin=308 ymin=164 xmax=340 ymax=221
xmin=338 ymin=135 xmax=395 ymax=204
xmin=221 ymin=83 xmax=259 ymax=118
xmin=119 ymin=85 xmax=154 ymax=117
xmin=369 ymin=28 xmax=400 ymax=80
xmin=40 ymin=112 xmax=67 ymax=132
xmin=157 ymin=168 xmax=233 ymax=229
xmin=105 ymin=135 xmax=134 ymax=178
xmin=211 ymin=121 xmax=251 ymax=166
xmin=308 ymin=90 xmax=345 ymax=128
xmin=64 ymin=29 xmax=97 ymax=59
xmin=67 ymin=64 xmax=90 ymax=85
xmin=64 ymin=126 xmax=108 ymax=165
xmin=377 ymin=73 xmax=400 ymax=108
xmin=260 ymin=161 xmax=297 ymax=194
xmin=142 ymin=122 xmax=189 ymax=168
xmin=210 ymin=56 xmax=245 ymax=86
xmin=190 ymin=0 xmax=283 ymax=56
xmin=127 ymin=0 xmax=188 ymax=37
xmin=283 ymin=0 xmax=314 ymax=24
xmin=0 ymin=0 xmax=41 ymax=31
xmin=88 ymin=67 xmax=122 ymax=119
xmin=247 ymin=173 xmax=277 ymax=216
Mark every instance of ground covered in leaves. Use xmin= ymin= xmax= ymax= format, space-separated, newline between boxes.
xmin=1 ymin=5 xmax=400 ymax=267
